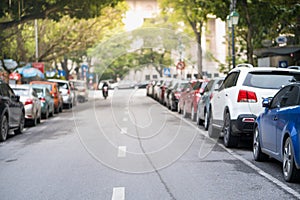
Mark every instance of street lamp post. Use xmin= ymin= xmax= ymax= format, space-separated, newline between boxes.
xmin=227 ymin=10 xmax=239 ymax=69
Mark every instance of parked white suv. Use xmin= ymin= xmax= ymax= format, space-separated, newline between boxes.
xmin=208 ymin=64 xmax=300 ymax=147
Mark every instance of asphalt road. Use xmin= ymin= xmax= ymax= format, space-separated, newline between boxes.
xmin=0 ymin=89 xmax=299 ymax=200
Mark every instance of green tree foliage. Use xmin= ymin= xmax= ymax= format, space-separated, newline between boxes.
xmin=0 ymin=2 xmax=126 ymax=77
xmin=159 ymin=0 xmax=215 ymax=78
xmin=91 ymin=27 xmax=187 ymax=80
xmin=210 ymin=0 xmax=300 ymax=66
xmin=0 ymin=0 xmax=122 ymax=30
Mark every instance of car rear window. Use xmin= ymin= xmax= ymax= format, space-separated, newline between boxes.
xmin=32 ymin=83 xmax=52 ymax=91
xmin=13 ymin=88 xmax=29 ymax=96
xmin=57 ymin=82 xmax=69 ymax=89
xmin=243 ymin=71 xmax=300 ymax=89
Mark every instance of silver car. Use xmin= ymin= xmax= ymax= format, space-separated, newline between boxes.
xmin=10 ymin=84 xmax=41 ymax=126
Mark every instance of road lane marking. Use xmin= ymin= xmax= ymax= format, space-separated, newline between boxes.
xmin=118 ymin=146 xmax=127 ymax=157
xmin=120 ymin=128 xmax=127 ymax=134
xmin=111 ymin=187 xmax=125 ymax=200
xmin=161 ymin=100 xmax=300 ymax=199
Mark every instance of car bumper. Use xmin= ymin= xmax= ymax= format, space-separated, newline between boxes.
xmin=62 ymin=95 xmax=72 ymax=104
xmin=24 ymin=105 xmax=35 ymax=119
xmin=231 ymin=114 xmax=257 ymax=136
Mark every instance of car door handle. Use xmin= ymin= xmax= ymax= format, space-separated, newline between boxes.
xmin=273 ymin=116 xmax=278 ymax=121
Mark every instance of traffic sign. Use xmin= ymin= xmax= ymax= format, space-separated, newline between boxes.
xmin=164 ymin=68 xmax=171 ymax=76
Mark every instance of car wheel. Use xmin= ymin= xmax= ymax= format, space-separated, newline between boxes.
xmin=204 ymin=111 xmax=210 ymax=131
xmin=208 ymin=109 xmax=219 ymax=138
xmin=253 ymin=127 xmax=268 ymax=161
xmin=191 ymin=106 xmax=196 ymax=121
xmin=283 ymin=137 xmax=300 ymax=182
xmin=223 ymin=112 xmax=238 ymax=148
xmin=0 ymin=115 xmax=9 ymax=142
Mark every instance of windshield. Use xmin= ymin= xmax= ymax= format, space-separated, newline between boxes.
xmin=243 ymin=71 xmax=300 ymax=89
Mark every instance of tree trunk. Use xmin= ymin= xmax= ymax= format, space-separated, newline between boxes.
xmin=196 ymin=31 xmax=203 ymax=79
xmin=241 ymin=0 xmax=254 ymax=65
xmin=60 ymin=57 xmax=69 ymax=80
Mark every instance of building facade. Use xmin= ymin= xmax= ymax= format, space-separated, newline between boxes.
xmin=123 ymin=0 xmax=227 ymax=81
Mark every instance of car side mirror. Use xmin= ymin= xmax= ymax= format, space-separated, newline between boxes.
xmin=262 ymin=97 xmax=271 ymax=108
xmin=11 ymin=95 xmax=20 ymax=102
xmin=214 ymin=84 xmax=220 ymax=91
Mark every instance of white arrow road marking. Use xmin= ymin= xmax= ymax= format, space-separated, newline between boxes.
xmin=118 ymin=146 xmax=127 ymax=157
xmin=111 ymin=187 xmax=125 ymax=200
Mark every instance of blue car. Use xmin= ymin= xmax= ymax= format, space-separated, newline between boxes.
xmin=253 ymin=83 xmax=300 ymax=182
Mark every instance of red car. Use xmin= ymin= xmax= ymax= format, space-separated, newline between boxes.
xmin=177 ymin=80 xmax=199 ymax=114
xmin=180 ymin=79 xmax=208 ymax=121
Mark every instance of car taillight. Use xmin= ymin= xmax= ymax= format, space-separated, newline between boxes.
xmin=68 ymin=89 xmax=70 ymax=95
xmin=25 ymin=99 xmax=33 ymax=105
xmin=40 ymin=97 xmax=46 ymax=103
xmin=210 ymin=93 xmax=214 ymax=100
xmin=237 ymin=90 xmax=257 ymax=103
xmin=199 ymin=88 xmax=204 ymax=94
xmin=174 ymin=92 xmax=181 ymax=99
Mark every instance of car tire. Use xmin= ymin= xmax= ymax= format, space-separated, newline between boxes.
xmin=14 ymin=113 xmax=25 ymax=135
xmin=208 ymin=109 xmax=219 ymax=138
xmin=283 ymin=137 xmax=300 ymax=182
xmin=0 ymin=115 xmax=9 ymax=142
xmin=253 ymin=127 xmax=268 ymax=161
xmin=204 ymin=111 xmax=210 ymax=131
xmin=223 ymin=112 xmax=239 ymax=148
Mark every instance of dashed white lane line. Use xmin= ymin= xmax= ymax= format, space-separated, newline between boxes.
xmin=120 ymin=128 xmax=127 ymax=134
xmin=111 ymin=187 xmax=125 ymax=200
xmin=118 ymin=146 xmax=127 ymax=157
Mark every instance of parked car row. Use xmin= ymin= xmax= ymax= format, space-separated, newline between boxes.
xmin=0 ymin=79 xmax=89 ymax=142
xmin=147 ymin=64 xmax=300 ymax=182
xmin=147 ymin=78 xmax=210 ymax=120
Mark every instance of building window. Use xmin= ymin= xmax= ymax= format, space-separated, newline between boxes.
xmin=145 ymin=75 xmax=150 ymax=80
xmin=153 ymin=75 xmax=158 ymax=79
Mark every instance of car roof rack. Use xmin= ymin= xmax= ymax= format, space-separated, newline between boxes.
xmin=236 ymin=63 xmax=254 ymax=68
